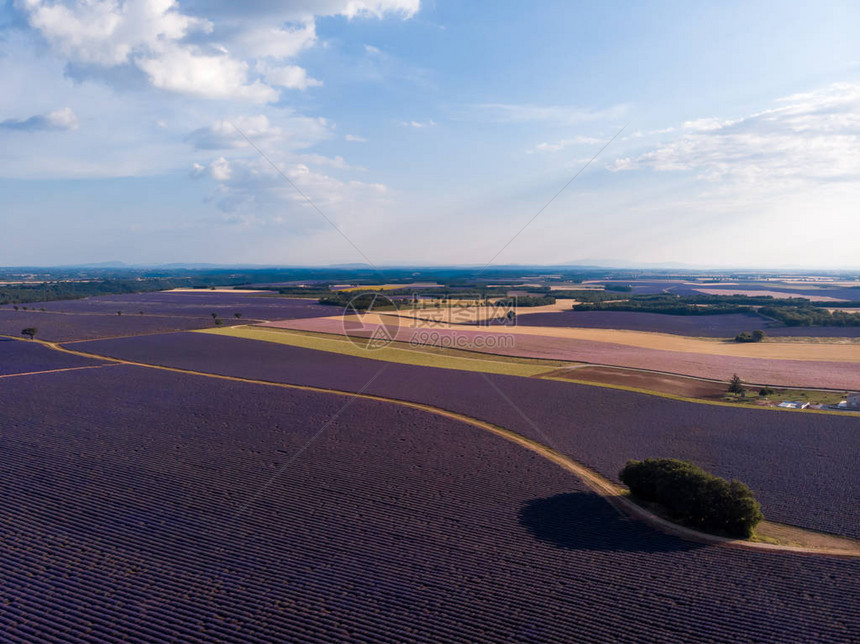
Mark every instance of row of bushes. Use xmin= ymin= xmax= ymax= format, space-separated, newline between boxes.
xmin=620 ymin=458 xmax=763 ymax=538
xmin=759 ymin=305 xmax=860 ymax=327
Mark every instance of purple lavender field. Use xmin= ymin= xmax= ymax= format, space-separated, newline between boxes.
xmin=0 ymin=364 xmax=856 ymax=642
xmin=2 ymin=291 xmax=336 ymax=322
xmin=76 ymin=332 xmax=860 ymax=539
xmin=0 ymin=337 xmax=105 ymax=375
xmin=0 ymin=293 xmax=337 ymax=342
xmin=0 ymin=310 xmax=223 ymax=342
xmin=517 ymin=310 xmax=772 ymax=336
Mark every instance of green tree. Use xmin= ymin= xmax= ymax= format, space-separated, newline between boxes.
xmin=728 ymin=373 xmax=744 ymax=395
xmin=234 ymin=312 xmax=242 ymax=319
xmin=21 ymin=327 xmax=37 ymax=340
xmin=620 ymin=458 xmax=763 ymax=538
xmin=752 ymin=329 xmax=766 ymax=342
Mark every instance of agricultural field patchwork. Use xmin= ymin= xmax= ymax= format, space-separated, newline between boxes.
xmin=73 ymin=332 xmax=860 ymax=539
xmin=197 ymin=326 xmax=554 ymax=377
xmin=264 ymin=316 xmax=860 ymax=389
xmin=0 ymin=364 xmax=857 ymax=642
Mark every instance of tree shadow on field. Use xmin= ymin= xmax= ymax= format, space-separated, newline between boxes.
xmin=518 ymin=492 xmax=704 ymax=553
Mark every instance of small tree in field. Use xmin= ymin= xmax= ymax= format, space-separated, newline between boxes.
xmin=728 ymin=373 xmax=744 ymax=395
xmin=211 ymin=312 xmax=218 ymax=319
xmin=214 ymin=318 xmax=223 ymax=326
xmin=620 ymin=458 xmax=763 ymax=538
xmin=234 ymin=312 xmax=242 ymax=319
xmin=21 ymin=327 xmax=37 ymax=340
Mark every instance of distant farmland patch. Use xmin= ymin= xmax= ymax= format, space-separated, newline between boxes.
xmin=516 ymin=311 xmax=771 ymax=337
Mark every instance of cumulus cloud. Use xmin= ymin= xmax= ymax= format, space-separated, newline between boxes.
xmin=236 ymin=21 xmax=317 ymax=59
xmin=16 ymin=0 xmax=420 ymax=103
xmin=18 ymin=0 xmax=278 ymax=102
xmin=186 ymin=114 xmax=330 ymax=151
xmin=259 ymin=63 xmax=322 ymax=90
xmin=0 ymin=106 xmax=79 ymax=132
xmin=345 ymin=134 xmax=367 ymax=142
xmin=612 ymin=82 xmax=860 ymax=186
xmin=17 ymin=0 xmax=211 ymax=66
xmin=402 ymin=119 xmax=436 ymax=128
xmin=137 ymin=46 xmax=278 ymax=101
xmin=192 ymin=154 xmax=388 ymax=229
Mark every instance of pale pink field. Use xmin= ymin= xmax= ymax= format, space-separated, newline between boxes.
xmin=693 ymin=288 xmax=847 ymax=302
xmin=264 ymin=317 xmax=860 ymax=389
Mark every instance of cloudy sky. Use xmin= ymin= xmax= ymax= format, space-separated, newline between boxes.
xmin=1 ymin=0 xmax=858 ymax=268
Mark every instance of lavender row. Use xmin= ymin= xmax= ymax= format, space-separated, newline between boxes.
xmin=75 ymin=332 xmax=860 ymax=539
xmin=0 ymin=365 xmax=856 ymax=642
xmin=0 ymin=338 xmax=104 ymax=375
xmin=0 ymin=292 xmax=336 ymax=322
xmin=0 ymin=310 xmax=232 ymax=342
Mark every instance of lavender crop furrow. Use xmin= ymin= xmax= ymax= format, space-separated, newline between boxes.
xmin=1 ymin=292 xmax=335 ymax=323
xmin=1 ymin=364 xmax=858 ymax=642
xmin=0 ymin=338 xmax=104 ymax=375
xmin=73 ymin=333 xmax=860 ymax=539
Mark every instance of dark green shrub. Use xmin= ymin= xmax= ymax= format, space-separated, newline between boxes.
xmin=620 ymin=458 xmax=763 ymax=538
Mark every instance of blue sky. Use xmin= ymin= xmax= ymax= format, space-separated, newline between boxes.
xmin=1 ymin=0 xmax=858 ymax=268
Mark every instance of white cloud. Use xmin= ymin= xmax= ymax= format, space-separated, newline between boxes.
xmin=528 ymin=135 xmax=602 ymax=153
xmin=0 ymin=106 xmax=78 ymax=131
xmin=464 ymin=102 xmax=628 ymax=125
xmin=194 ymin=154 xmax=389 ymax=228
xmin=17 ymin=0 xmax=211 ymax=66
xmin=18 ymin=0 xmax=278 ymax=101
xmin=345 ymin=134 xmax=367 ymax=142
xmin=186 ymin=114 xmax=330 ymax=151
xmin=259 ymin=63 xmax=322 ymax=90
xmin=402 ymin=119 xmax=436 ymax=128
xmin=236 ymin=21 xmax=317 ymax=59
xmin=364 ymin=44 xmax=381 ymax=54
xmin=612 ymin=82 xmax=860 ymax=186
xmin=16 ymin=0 xmax=420 ymax=103
xmin=137 ymin=46 xmax=278 ymax=102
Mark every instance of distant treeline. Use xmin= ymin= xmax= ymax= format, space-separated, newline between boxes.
xmin=571 ymin=294 xmax=860 ymax=326
xmin=572 ymin=294 xmax=750 ymax=315
xmin=0 ymin=278 xmax=190 ymax=306
xmin=759 ymin=305 xmax=860 ymax=327
xmin=493 ymin=296 xmax=556 ymax=307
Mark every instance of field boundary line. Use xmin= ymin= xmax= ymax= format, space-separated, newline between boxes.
xmin=6 ymin=334 xmax=857 ymax=558
xmin=0 ymin=363 xmax=119 ymax=380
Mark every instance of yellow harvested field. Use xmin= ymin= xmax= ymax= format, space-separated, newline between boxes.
xmin=333 ymin=283 xmax=440 ymax=292
xmin=391 ymin=299 xmax=575 ymax=324
xmin=347 ymin=313 xmax=860 ymax=363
